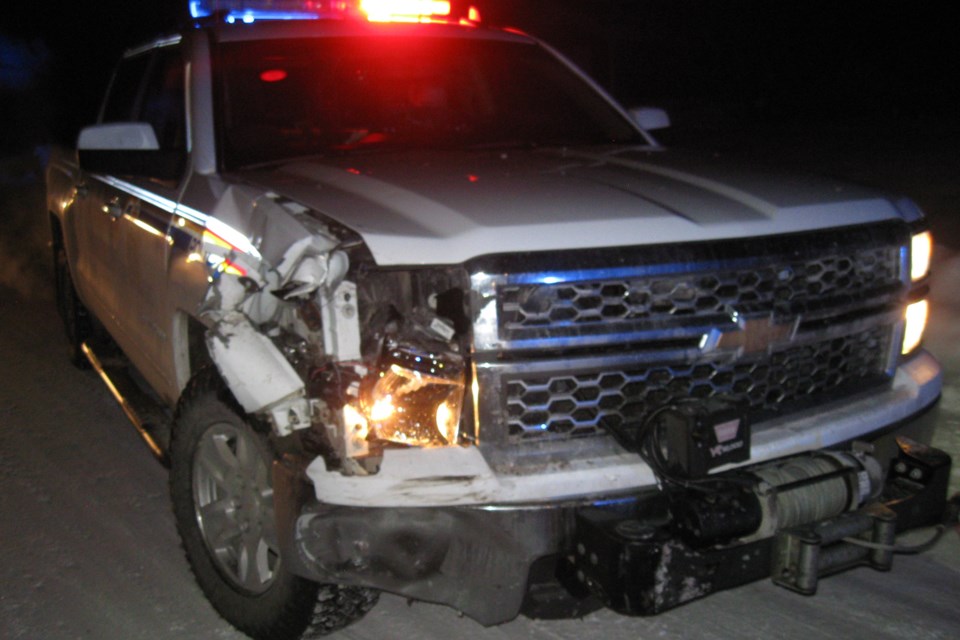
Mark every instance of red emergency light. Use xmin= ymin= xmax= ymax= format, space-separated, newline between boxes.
xmin=361 ymin=0 xmax=447 ymax=21
xmin=259 ymin=69 xmax=289 ymax=83
xmin=362 ymin=0 xmax=482 ymax=24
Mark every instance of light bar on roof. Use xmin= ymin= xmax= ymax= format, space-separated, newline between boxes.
xmin=189 ymin=1 xmax=358 ymax=22
xmin=189 ymin=0 xmax=479 ymax=24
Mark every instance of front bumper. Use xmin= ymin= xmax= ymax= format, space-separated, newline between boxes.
xmin=303 ymin=351 xmax=941 ymax=508
xmin=288 ymin=500 xmax=569 ymax=625
xmin=273 ymin=367 xmax=945 ymax=625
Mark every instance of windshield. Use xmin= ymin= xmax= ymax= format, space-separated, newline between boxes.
xmin=217 ymin=35 xmax=644 ymax=168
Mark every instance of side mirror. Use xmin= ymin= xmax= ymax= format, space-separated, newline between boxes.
xmin=78 ymin=122 xmax=183 ymax=180
xmin=78 ymin=122 xmax=160 ymax=151
xmin=629 ymin=107 xmax=671 ymax=131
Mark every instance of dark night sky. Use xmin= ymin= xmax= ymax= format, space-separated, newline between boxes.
xmin=1 ymin=1 xmax=957 ymax=150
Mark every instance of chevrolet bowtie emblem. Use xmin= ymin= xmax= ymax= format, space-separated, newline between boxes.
xmin=701 ymin=312 xmax=800 ymax=356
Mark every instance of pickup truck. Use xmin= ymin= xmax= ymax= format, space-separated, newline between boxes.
xmin=45 ymin=2 xmax=950 ymax=639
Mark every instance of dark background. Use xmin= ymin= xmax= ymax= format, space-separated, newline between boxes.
xmin=2 ymin=0 xmax=957 ymax=151
xmin=1 ymin=1 xmax=958 ymax=247
xmin=0 ymin=5 xmax=958 ymax=638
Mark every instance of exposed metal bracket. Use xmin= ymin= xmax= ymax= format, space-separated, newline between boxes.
xmin=772 ymin=503 xmax=896 ymax=595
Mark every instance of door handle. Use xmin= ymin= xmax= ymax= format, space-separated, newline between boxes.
xmin=103 ymin=198 xmax=123 ymax=221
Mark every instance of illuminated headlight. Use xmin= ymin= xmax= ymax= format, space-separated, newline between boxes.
xmin=902 ymin=299 xmax=929 ymax=355
xmin=363 ymin=342 xmax=465 ymax=447
xmin=902 ymin=229 xmax=933 ymax=355
xmin=910 ymin=230 xmax=932 ymax=281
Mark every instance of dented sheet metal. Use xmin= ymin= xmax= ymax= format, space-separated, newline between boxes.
xmin=206 ymin=312 xmax=310 ymax=436
xmin=195 ymin=183 xmax=366 ymax=441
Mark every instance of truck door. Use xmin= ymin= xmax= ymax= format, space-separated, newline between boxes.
xmin=123 ymin=43 xmax=188 ymax=393
xmin=101 ymin=41 xmax=188 ymax=395
xmin=73 ymin=51 xmax=152 ymax=331
xmin=82 ymin=39 xmax=187 ymax=396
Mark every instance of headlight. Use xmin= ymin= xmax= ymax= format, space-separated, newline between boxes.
xmin=340 ymin=266 xmax=470 ymax=453
xmin=902 ymin=229 xmax=932 ymax=355
xmin=362 ymin=322 xmax=465 ymax=447
xmin=902 ymin=299 xmax=929 ymax=355
xmin=910 ymin=230 xmax=932 ymax=282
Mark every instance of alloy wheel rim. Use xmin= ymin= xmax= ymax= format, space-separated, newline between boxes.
xmin=192 ymin=422 xmax=280 ymax=594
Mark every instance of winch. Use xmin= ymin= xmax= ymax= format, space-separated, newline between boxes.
xmin=569 ymin=400 xmax=953 ymax=616
xmin=669 ymin=449 xmax=884 ymax=547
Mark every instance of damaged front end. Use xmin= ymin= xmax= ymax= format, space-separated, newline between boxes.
xmin=196 ymin=191 xmax=476 ymax=479
xmin=190 ymin=193 xmax=954 ymax=626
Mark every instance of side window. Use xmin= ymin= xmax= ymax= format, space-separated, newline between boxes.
xmin=101 ymin=53 xmax=152 ymax=123
xmin=140 ymin=45 xmax=186 ymax=153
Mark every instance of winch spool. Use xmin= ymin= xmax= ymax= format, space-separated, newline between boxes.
xmin=747 ymin=451 xmax=883 ymax=540
xmin=670 ymin=450 xmax=884 ymax=545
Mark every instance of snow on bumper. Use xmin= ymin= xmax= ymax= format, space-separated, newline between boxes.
xmin=306 ymin=445 xmax=656 ymax=508
xmin=306 ymin=350 xmax=942 ymax=508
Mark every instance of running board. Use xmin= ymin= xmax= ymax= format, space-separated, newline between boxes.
xmin=82 ymin=341 xmax=172 ymax=466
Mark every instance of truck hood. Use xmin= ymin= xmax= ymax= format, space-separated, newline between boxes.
xmin=235 ymin=146 xmax=904 ymax=266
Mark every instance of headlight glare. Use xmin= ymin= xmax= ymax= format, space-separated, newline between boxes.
xmin=902 ymin=299 xmax=929 ymax=355
xmin=910 ymin=231 xmax=932 ymax=281
xmin=365 ymin=352 xmax=464 ymax=447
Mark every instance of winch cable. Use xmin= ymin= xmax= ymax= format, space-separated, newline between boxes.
xmin=842 ymin=524 xmax=947 ymax=554
xmin=751 ymin=457 xmax=855 ymax=528
xmin=843 ymin=493 xmax=960 ymax=553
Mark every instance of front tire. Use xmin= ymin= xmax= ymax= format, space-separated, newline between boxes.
xmin=170 ymin=373 xmax=377 ymax=639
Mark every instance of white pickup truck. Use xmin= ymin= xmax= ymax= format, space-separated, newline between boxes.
xmin=45 ymin=2 xmax=950 ymax=639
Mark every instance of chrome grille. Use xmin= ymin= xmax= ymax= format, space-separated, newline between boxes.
xmin=499 ymin=245 xmax=901 ymax=340
xmin=469 ymin=221 xmax=909 ymax=446
xmin=504 ymin=325 xmax=892 ymax=440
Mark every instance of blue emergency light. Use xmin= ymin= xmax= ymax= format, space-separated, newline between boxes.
xmin=190 ymin=1 xmax=331 ymax=21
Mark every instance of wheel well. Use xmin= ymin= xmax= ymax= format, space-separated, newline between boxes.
xmin=172 ymin=312 xmax=217 ymax=396
xmin=49 ymin=213 xmax=63 ymax=253
xmin=188 ymin=314 xmax=214 ymax=382
xmin=50 ymin=213 xmax=63 ymax=292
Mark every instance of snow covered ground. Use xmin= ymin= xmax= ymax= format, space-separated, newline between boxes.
xmin=1 ymin=145 xmax=958 ymax=639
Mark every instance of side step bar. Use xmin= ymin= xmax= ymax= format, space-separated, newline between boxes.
xmin=82 ymin=341 xmax=171 ymax=466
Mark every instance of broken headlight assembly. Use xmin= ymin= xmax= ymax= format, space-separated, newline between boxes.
xmin=299 ymin=262 xmax=473 ymax=472
xmin=364 ymin=335 xmax=465 ymax=447
xmin=340 ymin=297 xmax=468 ymax=456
